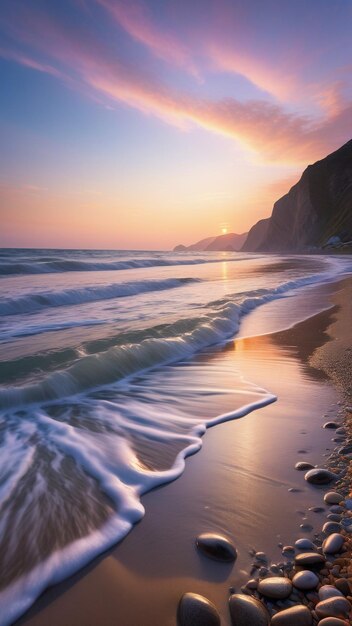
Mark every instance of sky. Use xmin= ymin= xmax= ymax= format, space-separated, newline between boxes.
xmin=0 ymin=0 xmax=351 ymax=250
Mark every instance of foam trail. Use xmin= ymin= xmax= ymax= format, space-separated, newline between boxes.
xmin=0 ymin=390 xmax=275 ymax=626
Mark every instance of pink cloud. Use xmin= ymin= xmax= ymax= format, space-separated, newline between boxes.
xmin=0 ymin=4 xmax=350 ymax=164
xmin=98 ymin=0 xmax=198 ymax=76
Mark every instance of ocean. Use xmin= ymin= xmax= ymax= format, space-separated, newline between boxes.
xmin=0 ymin=248 xmax=351 ymax=625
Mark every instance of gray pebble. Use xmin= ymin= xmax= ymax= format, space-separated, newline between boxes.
xmin=229 ymin=593 xmax=270 ymax=626
xmin=305 ymin=469 xmax=337 ymax=485
xmin=324 ymin=492 xmax=344 ymax=505
xmin=322 ymin=522 xmax=342 ymax=535
xmin=292 ymin=570 xmax=319 ymax=590
xmin=318 ymin=585 xmax=344 ymax=601
xmin=295 ymin=538 xmax=316 ymax=550
xmin=196 ymin=533 xmax=237 ymax=562
xmin=258 ymin=577 xmax=292 ymax=600
xmin=322 ymin=533 xmax=345 ymax=554
xmin=177 ymin=592 xmax=221 ymax=626
xmin=315 ymin=596 xmax=351 ymax=619
xmin=270 ymin=605 xmax=312 ymax=625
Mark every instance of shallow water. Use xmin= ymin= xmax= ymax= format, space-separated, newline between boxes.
xmin=0 ymin=248 xmax=351 ymax=625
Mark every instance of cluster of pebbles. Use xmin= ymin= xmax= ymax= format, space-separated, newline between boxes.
xmin=177 ymin=408 xmax=352 ymax=626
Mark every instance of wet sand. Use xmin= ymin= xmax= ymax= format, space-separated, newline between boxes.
xmin=17 ymin=278 xmax=351 ymax=626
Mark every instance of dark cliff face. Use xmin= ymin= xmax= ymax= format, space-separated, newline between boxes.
xmin=241 ymin=218 xmax=270 ymax=252
xmin=242 ymin=140 xmax=352 ymax=252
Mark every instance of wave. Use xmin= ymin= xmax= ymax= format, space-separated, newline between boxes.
xmin=0 ymin=270 xmax=332 ymax=410
xmin=0 ymin=255 xmax=243 ymax=276
xmin=0 ymin=277 xmax=199 ymax=316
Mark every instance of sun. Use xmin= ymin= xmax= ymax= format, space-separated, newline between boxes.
xmin=222 ymin=227 xmax=228 ymax=234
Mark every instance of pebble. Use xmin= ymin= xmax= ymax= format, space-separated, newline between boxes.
xmin=295 ymin=462 xmax=315 ymax=470
xmin=317 ymin=618 xmax=350 ymax=626
xmin=257 ymin=577 xmax=292 ymax=599
xmin=330 ymin=506 xmax=344 ymax=514
xmin=324 ymin=493 xmax=344 ymax=505
xmin=195 ymin=533 xmax=237 ymax=562
xmin=255 ymin=552 xmax=268 ymax=563
xmin=323 ymin=533 xmax=345 ymax=554
xmin=327 ymin=514 xmax=342 ymax=522
xmin=315 ymin=597 xmax=351 ymax=619
xmin=292 ymin=570 xmax=319 ymax=590
xmin=229 ymin=593 xmax=270 ymax=626
xmin=323 ymin=422 xmax=339 ymax=429
xmin=309 ymin=506 xmax=325 ymax=513
xmin=334 ymin=578 xmax=351 ymax=596
xmin=345 ymin=499 xmax=352 ymax=510
xmin=319 ymin=586 xmax=344 ymax=600
xmin=295 ymin=538 xmax=316 ymax=550
xmin=282 ymin=546 xmax=295 ymax=555
xmin=322 ymin=522 xmax=342 ymax=535
xmin=295 ymin=552 xmax=326 ymax=568
xmin=270 ymin=605 xmax=312 ymax=625
xmin=305 ymin=469 xmax=337 ymax=485
xmin=338 ymin=444 xmax=352 ymax=455
xmin=177 ymin=592 xmax=221 ymax=626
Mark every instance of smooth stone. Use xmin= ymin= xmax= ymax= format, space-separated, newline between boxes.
xmin=295 ymin=552 xmax=326 ymax=568
xmin=177 ymin=593 xmax=220 ymax=626
xmin=282 ymin=545 xmax=295 ymax=555
xmin=335 ymin=427 xmax=347 ymax=435
xmin=196 ymin=533 xmax=237 ymax=562
xmin=323 ymin=422 xmax=339 ymax=429
xmin=315 ymin=597 xmax=351 ymax=619
xmin=334 ymin=578 xmax=351 ymax=596
xmin=322 ymin=522 xmax=342 ymax=535
xmin=255 ymin=552 xmax=268 ymax=563
xmin=324 ymin=492 xmax=344 ymax=505
xmin=257 ymin=577 xmax=292 ymax=599
xmin=292 ymin=570 xmax=319 ymax=591
xmin=229 ymin=593 xmax=270 ymax=626
xmin=330 ymin=505 xmax=344 ymax=514
xmin=305 ymin=469 xmax=337 ymax=485
xmin=295 ymin=538 xmax=316 ymax=550
xmin=293 ymin=570 xmax=319 ymax=590
xmin=295 ymin=461 xmax=315 ymax=470
xmin=270 ymin=605 xmax=312 ymax=625
xmin=327 ymin=514 xmax=342 ymax=522
xmin=323 ymin=533 xmax=345 ymax=554
xmin=338 ymin=443 xmax=352 ymax=454
xmin=319 ymin=586 xmax=344 ymax=601
xmin=317 ymin=618 xmax=350 ymax=626
xmin=344 ymin=498 xmax=352 ymax=510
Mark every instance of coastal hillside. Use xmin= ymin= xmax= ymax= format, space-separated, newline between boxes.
xmin=174 ymin=231 xmax=247 ymax=252
xmin=242 ymin=140 xmax=352 ymax=252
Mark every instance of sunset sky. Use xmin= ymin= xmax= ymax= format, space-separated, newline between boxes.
xmin=0 ymin=0 xmax=351 ymax=249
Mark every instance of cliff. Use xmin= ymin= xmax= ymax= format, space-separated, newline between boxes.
xmin=242 ymin=140 xmax=352 ymax=252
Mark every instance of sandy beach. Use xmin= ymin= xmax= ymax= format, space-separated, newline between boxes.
xmin=14 ymin=277 xmax=351 ymax=626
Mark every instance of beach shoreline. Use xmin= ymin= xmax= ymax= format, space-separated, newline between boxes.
xmin=14 ymin=276 xmax=352 ymax=626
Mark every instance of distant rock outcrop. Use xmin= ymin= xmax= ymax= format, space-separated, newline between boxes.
xmin=242 ymin=140 xmax=352 ymax=252
xmin=205 ymin=232 xmax=248 ymax=251
xmin=173 ymin=232 xmax=247 ymax=252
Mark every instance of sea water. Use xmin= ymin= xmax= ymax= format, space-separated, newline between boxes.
xmin=0 ymin=248 xmax=351 ymax=625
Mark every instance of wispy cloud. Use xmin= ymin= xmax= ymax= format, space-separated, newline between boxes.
xmin=0 ymin=1 xmax=350 ymax=164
